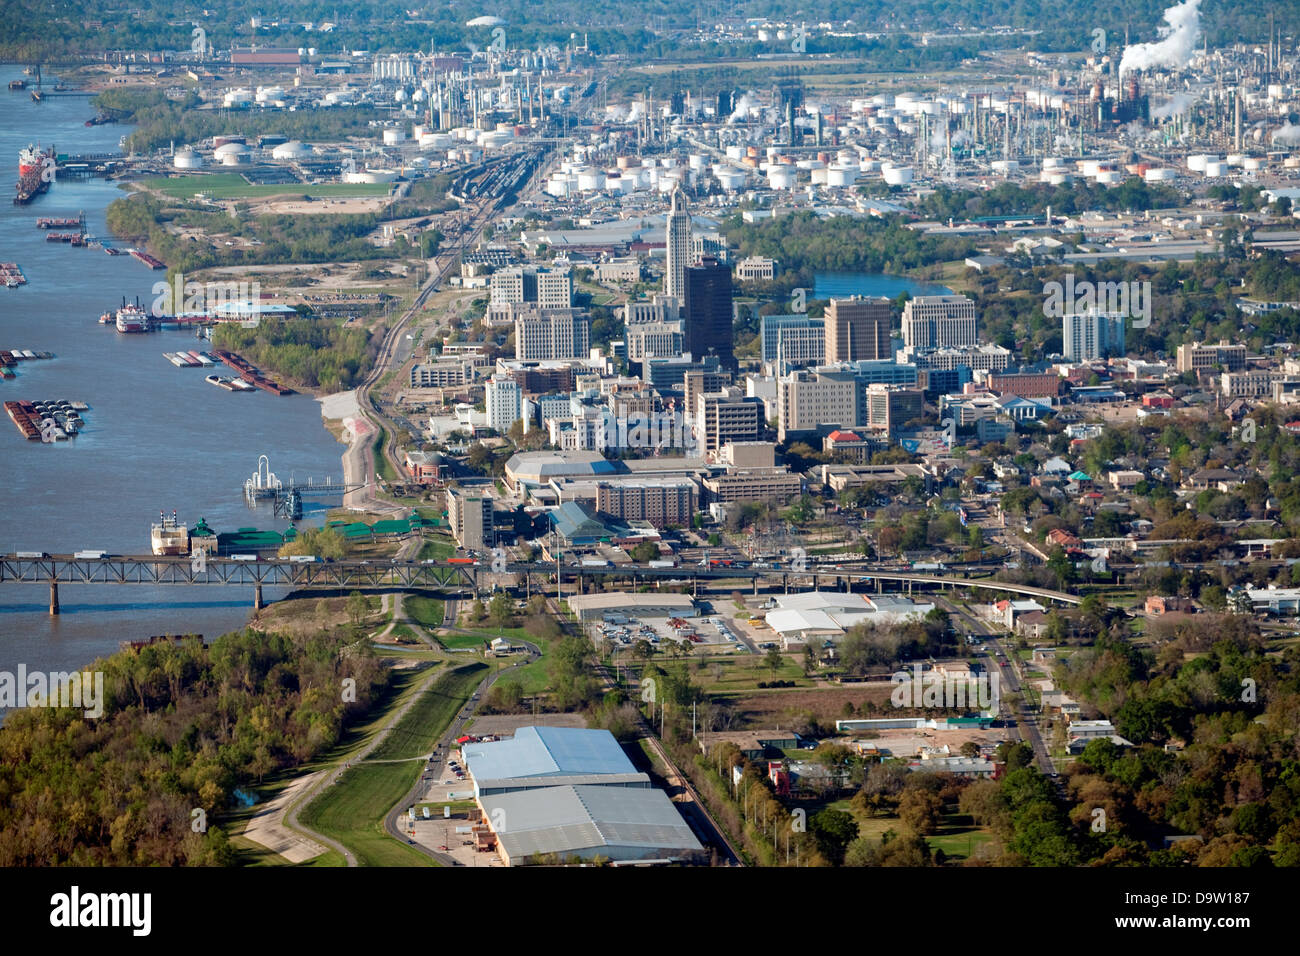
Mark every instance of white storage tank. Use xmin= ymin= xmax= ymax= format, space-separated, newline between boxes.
xmin=882 ymin=164 xmax=913 ymax=185
xmin=1144 ymin=167 xmax=1177 ymax=182
xmin=767 ymin=165 xmax=798 ymax=189
xmin=214 ymin=142 xmax=249 ymax=165
xmin=1226 ymin=153 xmax=1244 ymax=166
xmin=1187 ymin=154 xmax=1215 ymax=172
xmin=1095 ymin=170 xmax=1122 ymax=184
xmin=1203 ymin=160 xmax=1227 ymax=177
xmin=990 ymin=159 xmax=1019 ymax=175
xmin=576 ymin=167 xmax=603 ymax=191
xmin=825 ymin=164 xmax=857 ymax=187
xmin=715 ymin=166 xmax=747 ymax=191
xmin=1243 ymin=157 xmax=1264 ymax=171
xmin=223 ymin=89 xmax=253 ymax=107
xmin=344 ymin=168 xmax=399 ymax=184
xmin=383 ymin=127 xmax=406 ymax=145
xmin=173 ymin=148 xmax=203 ymax=170
xmin=419 ymin=132 xmax=453 ymax=150
xmin=271 ymin=140 xmax=312 ymax=160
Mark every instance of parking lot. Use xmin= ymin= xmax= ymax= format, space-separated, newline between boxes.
xmin=592 ymin=614 xmax=754 ymax=654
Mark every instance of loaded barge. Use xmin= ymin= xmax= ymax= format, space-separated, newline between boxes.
xmin=212 ymin=349 xmax=294 ymax=396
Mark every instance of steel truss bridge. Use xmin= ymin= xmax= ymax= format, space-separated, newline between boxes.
xmin=1 ymin=553 xmax=1083 ymax=616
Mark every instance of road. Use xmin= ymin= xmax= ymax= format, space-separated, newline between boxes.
xmin=380 ymin=640 xmax=540 ymax=865
xmin=936 ymin=595 xmax=1058 ymax=779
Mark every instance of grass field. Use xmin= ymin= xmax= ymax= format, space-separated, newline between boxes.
xmin=369 ymin=662 xmax=487 ymax=761
xmin=143 ymin=173 xmax=393 ymax=201
xmin=297 ymin=662 xmax=486 ymax=865
xmin=405 ymin=594 xmax=447 ymax=629
xmin=416 ymin=536 xmax=455 ymax=562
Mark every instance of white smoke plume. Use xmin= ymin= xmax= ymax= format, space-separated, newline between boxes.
xmin=729 ymin=92 xmax=759 ymax=123
xmin=1119 ymin=0 xmax=1202 ymax=76
xmin=1272 ymin=123 xmax=1300 ymax=147
xmin=1150 ymin=92 xmax=1195 ymax=120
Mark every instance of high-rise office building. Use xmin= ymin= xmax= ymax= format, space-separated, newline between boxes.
xmin=513 ymin=309 xmax=592 ymax=361
xmin=485 ymin=376 xmax=524 ymax=433
xmin=665 ymin=186 xmax=691 ymax=301
xmin=825 ymin=296 xmax=891 ymax=363
xmin=684 ymin=256 xmax=734 ymax=370
xmin=761 ymin=314 xmax=825 ymax=367
xmin=491 ymin=266 xmax=572 ymax=309
xmin=901 ymin=295 xmax=978 ymax=349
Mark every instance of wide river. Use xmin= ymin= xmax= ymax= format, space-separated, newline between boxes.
xmin=0 ymin=67 xmax=345 ymax=682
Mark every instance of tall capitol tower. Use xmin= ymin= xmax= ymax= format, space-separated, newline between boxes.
xmin=665 ymin=184 xmax=691 ymax=300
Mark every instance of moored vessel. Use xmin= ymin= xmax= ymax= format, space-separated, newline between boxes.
xmin=151 ymin=511 xmax=190 ymax=556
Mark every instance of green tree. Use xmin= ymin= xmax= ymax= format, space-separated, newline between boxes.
xmin=346 ymin=591 xmax=368 ymax=628
xmin=810 ymin=809 xmax=859 ymax=865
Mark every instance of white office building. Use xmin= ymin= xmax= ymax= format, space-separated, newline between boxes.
xmin=486 ymin=376 xmax=525 ymax=434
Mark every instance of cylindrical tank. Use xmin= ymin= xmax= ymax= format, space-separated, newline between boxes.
xmin=767 ymin=165 xmax=798 ymax=189
xmin=173 ymin=148 xmax=203 ymax=170
xmin=883 ymin=164 xmax=913 ymax=185
xmin=383 ymin=128 xmax=406 ymax=145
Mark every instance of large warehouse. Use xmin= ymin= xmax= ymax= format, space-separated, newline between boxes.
xmin=461 ymin=726 xmax=704 ymax=865
xmin=566 ymin=591 xmax=698 ymax=623
xmin=462 ymin=725 xmax=650 ymax=798
xmin=479 ymin=784 xmax=705 ymax=866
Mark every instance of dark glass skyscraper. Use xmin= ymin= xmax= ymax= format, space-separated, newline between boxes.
xmin=684 ymin=256 xmax=734 ymax=371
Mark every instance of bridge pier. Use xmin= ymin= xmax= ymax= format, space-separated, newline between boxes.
xmin=253 ymin=584 xmax=263 ymax=611
xmin=752 ymin=576 xmax=759 ymax=596
xmin=49 ymin=581 xmax=59 ymax=616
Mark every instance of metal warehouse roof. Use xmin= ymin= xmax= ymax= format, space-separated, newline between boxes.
xmin=480 ymin=785 xmax=703 ymax=860
xmin=462 ymin=726 xmax=636 ymax=783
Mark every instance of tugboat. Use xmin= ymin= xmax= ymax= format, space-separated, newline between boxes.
xmin=151 ymin=511 xmax=190 ymax=556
